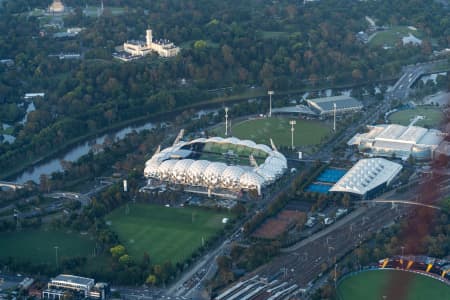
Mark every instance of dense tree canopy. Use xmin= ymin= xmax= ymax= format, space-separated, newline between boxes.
xmin=0 ymin=0 xmax=449 ymax=175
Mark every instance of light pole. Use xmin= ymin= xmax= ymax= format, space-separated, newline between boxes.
xmin=289 ymin=120 xmax=296 ymax=150
xmin=54 ymin=246 xmax=59 ymax=269
xmin=333 ymin=102 xmax=337 ymax=131
xmin=268 ymin=90 xmax=274 ymax=117
xmin=225 ymin=107 xmax=229 ymax=136
xmin=334 ymin=263 xmax=338 ymax=289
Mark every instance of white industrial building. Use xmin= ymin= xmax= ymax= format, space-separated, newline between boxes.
xmin=43 ymin=274 xmax=108 ymax=300
xmin=330 ymin=158 xmax=403 ymax=199
xmin=307 ymin=95 xmax=363 ymax=116
xmin=348 ymin=124 xmax=445 ymax=160
xmin=271 ymin=95 xmax=362 ymax=118
xmin=144 ymin=137 xmax=287 ymax=196
xmin=122 ymin=29 xmax=180 ymax=58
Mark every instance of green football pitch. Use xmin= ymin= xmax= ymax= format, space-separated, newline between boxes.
xmin=338 ymin=270 xmax=450 ymax=300
xmin=0 ymin=229 xmax=95 ymax=266
xmin=215 ymin=117 xmax=332 ymax=147
xmin=105 ymin=204 xmax=233 ymax=264
xmin=369 ymin=26 xmax=424 ymax=47
xmin=388 ymin=106 xmax=444 ymax=127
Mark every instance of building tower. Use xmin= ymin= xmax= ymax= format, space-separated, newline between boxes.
xmin=49 ymin=0 xmax=65 ymax=13
xmin=225 ymin=107 xmax=229 ymax=136
xmin=146 ymin=29 xmax=153 ymax=47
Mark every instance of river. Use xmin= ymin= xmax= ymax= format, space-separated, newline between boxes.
xmin=13 ymin=122 xmax=156 ymax=184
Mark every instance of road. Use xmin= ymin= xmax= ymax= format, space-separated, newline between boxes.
xmin=386 ymin=59 xmax=449 ymax=101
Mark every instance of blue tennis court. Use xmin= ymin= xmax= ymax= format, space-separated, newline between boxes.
xmin=306 ymin=183 xmax=331 ymax=194
xmin=316 ymin=168 xmax=347 ymax=183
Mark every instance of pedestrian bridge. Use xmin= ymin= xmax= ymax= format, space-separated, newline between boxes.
xmin=0 ymin=181 xmax=24 ymax=191
xmin=360 ymin=199 xmax=442 ymax=210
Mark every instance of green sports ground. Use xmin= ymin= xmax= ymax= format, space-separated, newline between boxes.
xmin=369 ymin=26 xmax=424 ymax=47
xmin=214 ymin=117 xmax=332 ymax=147
xmin=338 ymin=269 xmax=450 ymax=300
xmin=105 ymin=204 xmax=233 ymax=264
xmin=0 ymin=229 xmax=95 ymax=266
xmin=388 ymin=106 xmax=444 ymax=128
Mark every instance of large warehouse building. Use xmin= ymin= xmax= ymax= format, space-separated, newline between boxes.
xmin=348 ymin=124 xmax=445 ymax=160
xmin=330 ymin=158 xmax=403 ymax=199
xmin=271 ymin=95 xmax=363 ymax=118
xmin=144 ymin=136 xmax=287 ymax=196
xmin=306 ymin=95 xmax=363 ymax=116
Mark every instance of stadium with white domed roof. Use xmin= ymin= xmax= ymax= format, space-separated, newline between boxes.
xmin=144 ymin=133 xmax=287 ymax=196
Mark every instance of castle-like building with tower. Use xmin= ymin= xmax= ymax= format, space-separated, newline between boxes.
xmin=123 ymin=29 xmax=180 ymax=58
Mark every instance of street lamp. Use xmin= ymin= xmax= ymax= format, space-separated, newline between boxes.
xmin=268 ymin=90 xmax=274 ymax=117
xmin=289 ymin=120 xmax=296 ymax=150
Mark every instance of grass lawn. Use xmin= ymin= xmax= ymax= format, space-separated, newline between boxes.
xmin=83 ymin=6 xmax=126 ymax=17
xmin=105 ymin=204 xmax=233 ymax=265
xmin=0 ymin=229 xmax=95 ymax=266
xmin=388 ymin=106 xmax=444 ymax=127
xmin=215 ymin=117 xmax=332 ymax=147
xmin=338 ymin=270 xmax=450 ymax=300
xmin=369 ymin=26 xmax=424 ymax=47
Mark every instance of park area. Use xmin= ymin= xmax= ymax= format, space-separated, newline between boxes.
xmin=0 ymin=229 xmax=95 ymax=266
xmin=337 ymin=270 xmax=450 ymax=300
xmin=388 ymin=106 xmax=444 ymax=127
xmin=369 ymin=26 xmax=424 ymax=47
xmin=105 ymin=204 xmax=233 ymax=264
xmin=215 ymin=117 xmax=331 ymax=148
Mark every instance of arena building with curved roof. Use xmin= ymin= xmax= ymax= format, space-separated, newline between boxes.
xmin=144 ymin=136 xmax=287 ymax=196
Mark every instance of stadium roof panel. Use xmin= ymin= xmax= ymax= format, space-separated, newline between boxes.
xmin=144 ymin=136 xmax=287 ymax=194
xmin=330 ymin=158 xmax=402 ymax=196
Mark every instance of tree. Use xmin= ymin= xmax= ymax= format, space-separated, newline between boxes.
xmin=110 ymin=245 xmax=126 ymax=258
xmin=146 ymin=274 xmax=157 ymax=285
xmin=119 ymin=254 xmax=132 ymax=265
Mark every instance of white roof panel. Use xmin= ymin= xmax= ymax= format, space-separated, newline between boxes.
xmin=330 ymin=158 xmax=402 ymax=195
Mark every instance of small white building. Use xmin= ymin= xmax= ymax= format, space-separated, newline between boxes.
xmin=24 ymin=93 xmax=45 ymax=99
xmin=123 ymin=29 xmax=180 ymax=58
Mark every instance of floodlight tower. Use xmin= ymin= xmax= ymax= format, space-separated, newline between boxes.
xmin=333 ymin=102 xmax=337 ymax=131
xmin=268 ymin=90 xmax=274 ymax=117
xmin=54 ymin=246 xmax=59 ymax=269
xmin=289 ymin=120 xmax=296 ymax=150
xmin=225 ymin=107 xmax=229 ymax=136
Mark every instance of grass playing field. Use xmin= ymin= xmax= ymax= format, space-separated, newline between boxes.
xmin=105 ymin=204 xmax=233 ymax=264
xmin=388 ymin=106 xmax=444 ymax=127
xmin=215 ymin=117 xmax=332 ymax=147
xmin=369 ymin=26 xmax=424 ymax=47
xmin=0 ymin=229 xmax=95 ymax=265
xmin=337 ymin=270 xmax=450 ymax=300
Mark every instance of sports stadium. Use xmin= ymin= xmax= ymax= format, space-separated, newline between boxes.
xmin=144 ymin=134 xmax=287 ymax=196
xmin=338 ymin=256 xmax=450 ymax=300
